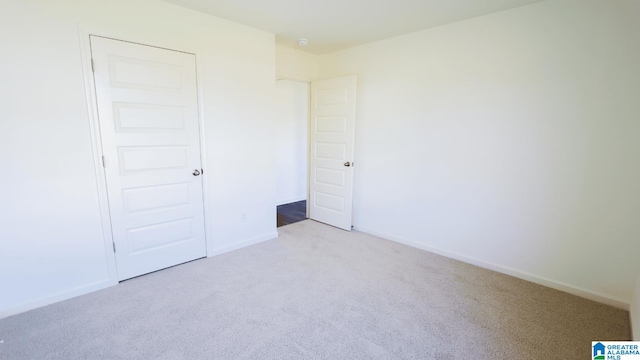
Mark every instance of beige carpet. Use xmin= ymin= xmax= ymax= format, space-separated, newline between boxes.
xmin=0 ymin=220 xmax=630 ymax=359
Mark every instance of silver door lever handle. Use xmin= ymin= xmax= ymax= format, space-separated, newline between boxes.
xmin=193 ymin=169 xmax=201 ymax=176
xmin=344 ymin=162 xmax=351 ymax=167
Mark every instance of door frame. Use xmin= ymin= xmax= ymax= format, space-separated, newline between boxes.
xmin=274 ymin=77 xmax=312 ymax=220
xmin=78 ymin=26 xmax=212 ymax=285
xmin=274 ymin=75 xmax=357 ymax=229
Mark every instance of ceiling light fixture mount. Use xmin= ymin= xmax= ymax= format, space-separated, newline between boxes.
xmin=297 ymin=38 xmax=309 ymax=47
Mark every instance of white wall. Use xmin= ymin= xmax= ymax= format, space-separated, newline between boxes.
xmin=318 ymin=0 xmax=640 ymax=307
xmin=275 ymin=80 xmax=309 ymax=205
xmin=0 ymin=0 xmax=276 ymax=317
xmin=275 ymin=44 xmax=319 ymax=81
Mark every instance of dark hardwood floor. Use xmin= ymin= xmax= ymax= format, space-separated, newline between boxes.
xmin=277 ymin=200 xmax=307 ymax=227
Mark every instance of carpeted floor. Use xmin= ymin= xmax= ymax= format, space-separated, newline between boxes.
xmin=0 ymin=220 xmax=630 ymax=359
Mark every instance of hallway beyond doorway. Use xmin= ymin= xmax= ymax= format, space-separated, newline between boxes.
xmin=277 ymin=200 xmax=307 ymax=227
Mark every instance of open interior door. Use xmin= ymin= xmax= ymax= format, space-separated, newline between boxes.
xmin=308 ymin=76 xmax=357 ymax=231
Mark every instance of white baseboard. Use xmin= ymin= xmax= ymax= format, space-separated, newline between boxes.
xmin=207 ymin=231 xmax=279 ymax=257
xmin=1 ymin=232 xmax=279 ymax=320
xmin=354 ymin=226 xmax=630 ymax=311
xmin=0 ymin=279 xmax=114 ymax=320
xmin=276 ymin=196 xmax=307 ymax=206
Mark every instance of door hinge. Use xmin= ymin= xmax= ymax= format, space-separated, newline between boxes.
xmin=91 ymin=59 xmax=95 ymax=72
xmin=101 ymin=156 xmax=106 ymax=168
xmin=112 ymin=242 xmax=116 ymax=253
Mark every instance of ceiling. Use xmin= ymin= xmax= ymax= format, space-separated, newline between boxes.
xmin=161 ymin=0 xmax=544 ymax=54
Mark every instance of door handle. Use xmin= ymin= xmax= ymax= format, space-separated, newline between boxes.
xmin=344 ymin=162 xmax=351 ymax=167
xmin=192 ymin=169 xmax=201 ymax=176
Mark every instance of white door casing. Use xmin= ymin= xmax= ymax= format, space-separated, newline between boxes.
xmin=309 ymin=76 xmax=357 ymax=231
xmin=90 ymin=36 xmax=207 ymax=280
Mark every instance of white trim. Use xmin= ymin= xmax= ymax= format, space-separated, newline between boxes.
xmin=354 ymin=226 xmax=630 ymax=310
xmin=77 ymin=25 xmax=119 ymax=286
xmin=1 ymin=231 xmax=278 ymax=319
xmin=192 ymin=48 xmax=216 ymax=258
xmin=306 ymin=81 xmax=311 ymax=219
xmin=0 ymin=280 xmax=112 ymax=320
xmin=1 ymin=232 xmax=278 ymax=319
xmin=207 ymin=232 xmax=279 ymax=257
xmin=276 ymin=196 xmax=307 ymax=206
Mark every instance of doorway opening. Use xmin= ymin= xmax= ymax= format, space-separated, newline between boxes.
xmin=275 ymin=75 xmax=357 ymax=230
xmin=277 ymin=200 xmax=307 ymax=227
xmin=275 ymin=78 xmax=309 ymax=227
